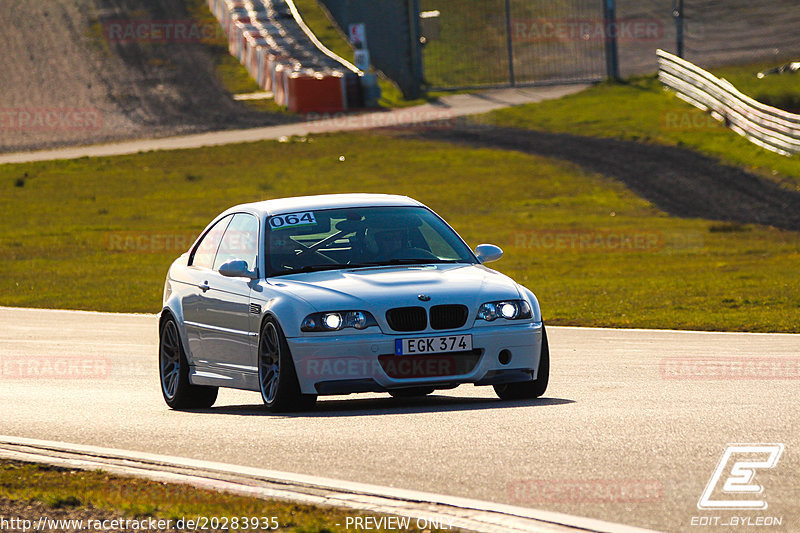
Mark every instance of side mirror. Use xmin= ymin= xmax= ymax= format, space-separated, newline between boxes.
xmin=219 ymin=259 xmax=257 ymax=279
xmin=475 ymin=244 xmax=503 ymax=264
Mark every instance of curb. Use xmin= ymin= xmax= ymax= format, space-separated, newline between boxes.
xmin=0 ymin=436 xmax=660 ymax=533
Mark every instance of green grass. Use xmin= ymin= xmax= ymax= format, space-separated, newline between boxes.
xmin=482 ymin=60 xmax=800 ymax=190
xmin=1 ymin=133 xmax=798 ymax=331
xmin=0 ymin=460 xmax=439 ymax=532
xmin=716 ymin=60 xmax=800 ymax=112
xmin=289 ymin=0 xmax=353 ymax=63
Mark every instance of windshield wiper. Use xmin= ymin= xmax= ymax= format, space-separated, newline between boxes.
xmin=270 ymin=264 xmax=353 ymax=276
xmin=270 ymin=259 xmax=465 ymax=276
xmin=348 ymin=259 xmax=464 ymax=267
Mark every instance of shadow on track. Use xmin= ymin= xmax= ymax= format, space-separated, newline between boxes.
xmin=188 ymin=395 xmax=574 ymax=418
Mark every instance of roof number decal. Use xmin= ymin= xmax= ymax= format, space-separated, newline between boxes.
xmin=269 ymin=211 xmax=316 ymax=229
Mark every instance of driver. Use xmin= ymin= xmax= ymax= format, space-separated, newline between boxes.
xmin=372 ymin=228 xmax=408 ymax=259
xmin=269 ymin=233 xmax=304 ymax=271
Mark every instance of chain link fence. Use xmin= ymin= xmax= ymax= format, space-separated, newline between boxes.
xmin=419 ymin=0 xmax=800 ymax=91
xmin=616 ymin=0 xmax=800 ymax=78
xmin=420 ymin=0 xmax=607 ymax=89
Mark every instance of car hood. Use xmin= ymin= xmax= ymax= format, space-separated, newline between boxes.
xmin=263 ymin=263 xmax=523 ymax=312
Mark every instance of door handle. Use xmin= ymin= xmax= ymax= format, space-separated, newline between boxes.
xmin=199 ymin=281 xmax=210 ymax=292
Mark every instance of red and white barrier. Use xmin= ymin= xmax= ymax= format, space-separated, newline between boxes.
xmin=287 ymin=70 xmax=346 ymax=113
xmin=256 ymin=49 xmax=279 ymax=91
xmin=221 ymin=0 xmax=246 ymax=36
xmin=210 ymin=0 xmax=371 ymax=111
xmin=272 ymin=63 xmax=292 ymax=107
xmin=243 ymin=31 xmax=265 ymax=74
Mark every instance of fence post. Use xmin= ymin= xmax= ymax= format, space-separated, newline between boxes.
xmin=408 ymin=0 xmax=424 ymax=98
xmin=673 ymin=0 xmax=684 ymax=58
xmin=504 ymin=0 xmax=515 ymax=86
xmin=603 ymin=0 xmax=619 ymax=80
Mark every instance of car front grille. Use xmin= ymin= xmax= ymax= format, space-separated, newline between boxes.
xmin=430 ymin=304 xmax=468 ymax=330
xmin=386 ymin=304 xmax=470 ymax=332
xmin=386 ymin=307 xmax=427 ymax=332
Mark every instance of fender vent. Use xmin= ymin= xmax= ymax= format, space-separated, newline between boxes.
xmin=250 ymin=303 xmax=262 ymax=315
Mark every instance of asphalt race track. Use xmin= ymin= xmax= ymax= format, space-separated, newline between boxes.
xmin=1 ymin=306 xmax=798 ymax=532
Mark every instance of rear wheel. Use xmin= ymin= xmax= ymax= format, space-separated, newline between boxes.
xmin=259 ymin=317 xmax=317 ymax=412
xmin=159 ymin=317 xmax=218 ymax=409
xmin=494 ymin=325 xmax=550 ymax=400
xmin=388 ymin=387 xmax=435 ymax=398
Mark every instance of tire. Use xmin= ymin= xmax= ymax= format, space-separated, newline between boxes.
xmin=159 ymin=317 xmax=218 ymax=409
xmin=259 ymin=317 xmax=317 ymax=412
xmin=494 ymin=324 xmax=550 ymax=400
xmin=389 ymin=387 xmax=435 ymax=398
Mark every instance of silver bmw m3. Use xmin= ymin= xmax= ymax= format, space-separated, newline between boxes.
xmin=159 ymin=193 xmax=549 ymax=411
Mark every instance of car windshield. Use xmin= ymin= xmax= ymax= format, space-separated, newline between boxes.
xmin=266 ymin=206 xmax=477 ymax=276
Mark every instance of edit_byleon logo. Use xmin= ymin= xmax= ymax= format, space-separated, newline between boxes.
xmin=697 ymin=443 xmax=784 ymax=510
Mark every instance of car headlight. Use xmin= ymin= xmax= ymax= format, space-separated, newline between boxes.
xmin=301 ymin=311 xmax=377 ymax=332
xmin=476 ymin=300 xmax=532 ymax=321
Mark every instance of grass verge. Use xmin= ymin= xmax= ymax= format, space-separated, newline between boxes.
xmin=0 ymin=460 xmax=439 ymax=532
xmin=0 ymin=132 xmax=797 ymax=331
xmin=184 ymin=0 xmax=289 ymax=114
xmin=481 ymin=59 xmax=800 ymax=190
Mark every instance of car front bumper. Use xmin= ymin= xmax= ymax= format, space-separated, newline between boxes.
xmin=286 ymin=322 xmax=543 ymax=395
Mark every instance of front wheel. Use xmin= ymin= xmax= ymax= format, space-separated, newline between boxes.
xmin=259 ymin=317 xmax=317 ymax=412
xmin=494 ymin=324 xmax=550 ymax=400
xmin=159 ymin=317 xmax=218 ymax=409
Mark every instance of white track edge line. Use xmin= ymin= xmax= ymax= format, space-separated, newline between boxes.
xmin=0 ymin=435 xmax=660 ymax=533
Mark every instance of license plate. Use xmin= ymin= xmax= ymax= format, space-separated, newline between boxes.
xmin=395 ymin=334 xmax=472 ymax=356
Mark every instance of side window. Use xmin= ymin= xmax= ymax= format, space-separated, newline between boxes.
xmin=213 ymin=213 xmax=259 ymax=273
xmin=190 ymin=215 xmax=232 ymax=269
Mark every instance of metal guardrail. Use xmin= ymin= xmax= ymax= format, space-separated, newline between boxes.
xmin=284 ymin=0 xmax=360 ymax=74
xmin=657 ymin=49 xmax=800 ymax=156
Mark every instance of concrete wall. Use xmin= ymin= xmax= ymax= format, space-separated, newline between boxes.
xmin=317 ymin=0 xmax=422 ymax=99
